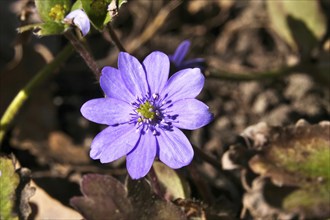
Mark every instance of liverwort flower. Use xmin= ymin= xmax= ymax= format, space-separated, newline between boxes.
xmin=169 ymin=40 xmax=205 ymax=70
xmin=81 ymin=51 xmax=213 ymax=179
xmin=64 ymin=9 xmax=90 ymax=36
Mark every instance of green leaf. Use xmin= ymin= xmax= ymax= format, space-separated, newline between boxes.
xmin=153 ymin=162 xmax=190 ymax=200
xmin=33 ymin=0 xmax=71 ymax=36
xmin=71 ymin=0 xmax=83 ymax=11
xmin=0 ymin=156 xmax=19 ymax=220
xmin=35 ymin=0 xmax=71 ymax=22
xmin=79 ymin=0 xmax=110 ymax=30
xmin=35 ymin=22 xmax=66 ymax=36
xmin=17 ymin=23 xmax=43 ymax=34
xmin=266 ymin=0 xmax=326 ymax=58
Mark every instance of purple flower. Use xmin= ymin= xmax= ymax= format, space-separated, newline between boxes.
xmin=81 ymin=51 xmax=213 ymax=179
xmin=169 ymin=40 xmax=205 ymax=70
xmin=64 ymin=9 xmax=90 ymax=36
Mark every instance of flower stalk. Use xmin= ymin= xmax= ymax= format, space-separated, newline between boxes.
xmin=148 ymin=166 xmax=164 ymax=199
xmin=0 ymin=44 xmax=74 ymax=146
xmin=64 ymin=30 xmax=101 ymax=79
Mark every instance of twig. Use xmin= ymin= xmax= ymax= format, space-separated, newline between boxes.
xmin=0 ymin=44 xmax=74 ymax=146
xmin=126 ymin=0 xmax=182 ymax=52
xmin=192 ymin=145 xmax=222 ymax=170
xmin=98 ymin=0 xmax=182 ymax=67
xmin=107 ymin=23 xmax=126 ymax=52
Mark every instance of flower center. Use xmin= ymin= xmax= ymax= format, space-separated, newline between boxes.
xmin=130 ymin=94 xmax=175 ymax=135
xmin=49 ymin=4 xmax=67 ymax=22
xmin=137 ymin=101 xmax=156 ymax=121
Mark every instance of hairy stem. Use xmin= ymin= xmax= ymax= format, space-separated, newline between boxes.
xmin=65 ymin=31 xmax=101 ymax=79
xmin=148 ymin=165 xmax=164 ymax=199
xmin=0 ymin=44 xmax=74 ymax=146
xmin=188 ymin=162 xmax=215 ymax=204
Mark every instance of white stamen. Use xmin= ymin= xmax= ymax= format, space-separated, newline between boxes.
xmin=152 ymin=93 xmax=159 ymax=100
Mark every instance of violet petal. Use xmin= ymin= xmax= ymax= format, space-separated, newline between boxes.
xmin=157 ymin=127 xmax=194 ymax=169
xmin=169 ymin=40 xmax=190 ymax=66
xmin=89 ymin=123 xmax=140 ymax=162
xmin=168 ymin=99 xmax=213 ymax=130
xmin=81 ymin=98 xmax=132 ymax=125
xmin=65 ymin=9 xmax=90 ymax=36
xmin=160 ymin=68 xmax=204 ymax=103
xmin=143 ymin=51 xmax=169 ymax=95
xmin=118 ymin=52 xmax=148 ymax=98
xmin=126 ymin=133 xmax=157 ymax=179
xmin=100 ymin=67 xmax=135 ymax=102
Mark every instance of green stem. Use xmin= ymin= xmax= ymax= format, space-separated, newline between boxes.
xmin=0 ymin=44 xmax=74 ymax=146
xmin=17 ymin=23 xmax=43 ymax=33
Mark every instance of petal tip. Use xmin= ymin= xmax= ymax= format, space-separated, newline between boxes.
xmin=65 ymin=9 xmax=90 ymax=36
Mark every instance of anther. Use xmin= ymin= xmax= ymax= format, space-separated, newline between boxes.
xmin=152 ymin=93 xmax=159 ymax=100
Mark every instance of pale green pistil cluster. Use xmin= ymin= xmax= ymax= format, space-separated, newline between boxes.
xmin=49 ymin=4 xmax=67 ymax=22
xmin=137 ymin=101 xmax=156 ymax=122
